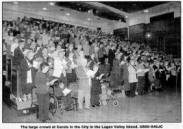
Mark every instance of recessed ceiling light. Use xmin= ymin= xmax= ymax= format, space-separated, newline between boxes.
xmin=87 ymin=18 xmax=91 ymax=21
xmin=144 ymin=9 xmax=149 ymax=13
xmin=49 ymin=2 xmax=55 ymax=6
xmin=66 ymin=13 xmax=70 ymax=16
xmin=88 ymin=10 xmax=92 ymax=13
xmin=13 ymin=2 xmax=18 ymax=5
xmin=42 ymin=7 xmax=47 ymax=10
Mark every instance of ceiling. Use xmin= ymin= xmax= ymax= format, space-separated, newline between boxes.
xmin=101 ymin=2 xmax=167 ymax=13
xmin=56 ymin=2 xmax=126 ymax=22
xmin=56 ymin=2 xmax=167 ymax=22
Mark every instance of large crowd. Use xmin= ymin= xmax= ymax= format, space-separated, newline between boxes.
xmin=2 ymin=16 xmax=181 ymax=122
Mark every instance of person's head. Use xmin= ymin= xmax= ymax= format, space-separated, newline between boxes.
xmin=9 ymin=31 xmax=13 ymax=37
xmin=79 ymin=50 xmax=84 ymax=58
xmin=91 ymin=53 xmax=95 ymax=60
xmin=99 ymin=43 xmax=103 ymax=48
xmin=20 ymin=32 xmax=25 ymax=38
xmin=69 ymin=44 xmax=74 ymax=51
xmin=65 ymin=43 xmax=69 ymax=48
xmin=111 ymin=45 xmax=115 ymax=50
xmin=15 ymin=26 xmax=19 ymax=31
xmin=13 ymin=37 xmax=19 ymax=44
xmin=144 ymin=61 xmax=149 ymax=67
xmin=58 ymin=50 xmax=65 ymax=59
xmin=30 ymin=41 xmax=37 ymax=49
xmin=130 ymin=59 xmax=136 ymax=66
xmin=59 ymin=81 xmax=64 ymax=89
xmin=137 ymin=57 xmax=142 ymax=64
xmin=80 ymin=57 xmax=87 ymax=67
xmin=49 ymin=43 xmax=55 ymax=52
xmin=56 ymin=45 xmax=62 ymax=51
xmin=58 ymin=41 xmax=63 ymax=46
xmin=85 ymin=40 xmax=89 ymax=45
xmin=47 ymin=57 xmax=54 ymax=68
xmin=77 ymin=44 xmax=82 ymax=51
xmin=42 ymin=47 xmax=48 ymax=57
xmin=159 ymin=61 xmax=163 ymax=66
xmin=37 ymin=39 xmax=43 ymax=47
xmin=27 ymin=38 xmax=32 ymax=44
xmin=171 ymin=61 xmax=175 ymax=67
xmin=115 ymin=53 xmax=121 ymax=60
xmin=105 ymin=58 xmax=108 ymax=64
xmin=40 ymin=62 xmax=49 ymax=73
xmin=18 ymin=40 xmax=25 ymax=49
xmin=26 ymin=50 xmax=34 ymax=60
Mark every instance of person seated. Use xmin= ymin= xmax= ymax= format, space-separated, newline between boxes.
xmin=51 ymin=80 xmax=74 ymax=111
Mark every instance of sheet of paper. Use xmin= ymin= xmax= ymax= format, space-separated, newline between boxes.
xmin=10 ymin=43 xmax=18 ymax=55
xmin=27 ymin=69 xmax=32 ymax=84
xmin=86 ymin=69 xmax=95 ymax=78
xmin=52 ymin=58 xmax=63 ymax=78
xmin=49 ymin=79 xmax=58 ymax=85
xmin=144 ymin=69 xmax=149 ymax=72
xmin=62 ymin=88 xmax=71 ymax=96
xmin=33 ymin=60 xmax=39 ymax=69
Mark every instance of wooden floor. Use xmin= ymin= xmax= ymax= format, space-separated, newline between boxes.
xmin=2 ymin=89 xmax=181 ymax=123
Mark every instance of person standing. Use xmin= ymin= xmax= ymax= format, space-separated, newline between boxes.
xmin=75 ymin=55 xmax=98 ymax=109
xmin=108 ymin=45 xmax=115 ymax=71
xmin=82 ymin=38 xmax=90 ymax=59
xmin=35 ymin=62 xmax=50 ymax=122
xmin=110 ymin=53 xmax=122 ymax=89
xmin=136 ymin=58 xmax=149 ymax=95
xmin=98 ymin=43 xmax=106 ymax=64
xmin=20 ymin=50 xmax=35 ymax=101
xmin=121 ymin=57 xmax=130 ymax=96
xmin=13 ymin=39 xmax=25 ymax=67
xmin=89 ymin=55 xmax=102 ymax=107
xmin=127 ymin=59 xmax=138 ymax=97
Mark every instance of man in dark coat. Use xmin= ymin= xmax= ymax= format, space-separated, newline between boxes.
xmin=19 ymin=50 xmax=36 ymax=100
xmin=120 ymin=56 xmax=130 ymax=95
xmin=13 ymin=40 xmax=25 ymax=68
xmin=110 ymin=54 xmax=122 ymax=89
xmin=108 ymin=46 xmax=115 ymax=71
xmin=35 ymin=62 xmax=50 ymax=122
xmin=89 ymin=56 xmax=102 ymax=107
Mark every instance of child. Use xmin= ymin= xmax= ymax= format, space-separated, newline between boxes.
xmin=99 ymin=81 xmax=109 ymax=106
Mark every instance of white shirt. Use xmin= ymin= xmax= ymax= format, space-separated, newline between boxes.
xmin=86 ymin=69 xmax=97 ymax=87
xmin=128 ymin=65 xmax=138 ymax=83
xmin=52 ymin=57 xmax=67 ymax=78
xmin=42 ymin=33 xmax=50 ymax=45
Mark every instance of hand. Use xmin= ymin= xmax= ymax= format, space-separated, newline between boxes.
xmin=46 ymin=82 xmax=50 ymax=86
xmin=99 ymin=74 xmax=104 ymax=79
xmin=93 ymin=65 xmax=99 ymax=72
xmin=59 ymin=83 xmax=64 ymax=89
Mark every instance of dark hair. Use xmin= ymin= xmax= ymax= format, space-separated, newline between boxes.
xmin=137 ymin=57 xmax=142 ymax=63
xmin=126 ymin=56 xmax=131 ymax=63
xmin=40 ymin=62 xmax=49 ymax=71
